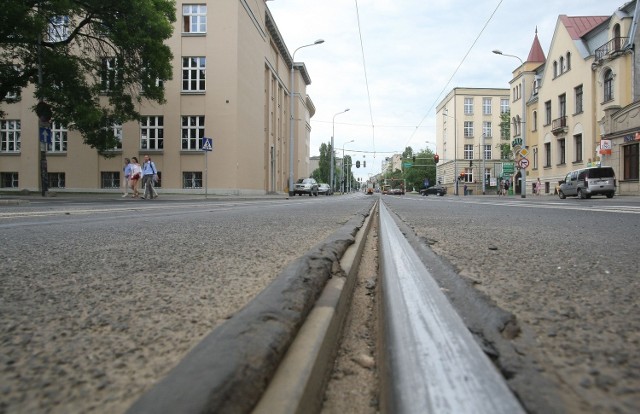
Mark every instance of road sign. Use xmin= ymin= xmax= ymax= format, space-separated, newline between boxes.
xmin=202 ymin=137 xmax=213 ymax=151
xmin=518 ymin=157 xmax=530 ymax=169
xmin=403 ymin=162 xmax=413 ymax=168
xmin=39 ymin=127 xmax=52 ymax=144
xmin=503 ymin=162 xmax=515 ymax=174
xmin=519 ymin=148 xmax=529 ymax=157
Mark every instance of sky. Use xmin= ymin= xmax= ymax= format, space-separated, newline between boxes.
xmin=266 ymin=0 xmax=625 ymax=182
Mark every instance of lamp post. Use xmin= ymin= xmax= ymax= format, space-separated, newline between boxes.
xmin=443 ymin=108 xmax=458 ymax=195
xmin=289 ymin=39 xmax=325 ymax=196
xmin=482 ymin=133 xmax=486 ymax=195
xmin=493 ymin=49 xmax=526 ymax=198
xmin=341 ymin=139 xmax=354 ymax=194
xmin=331 ymin=108 xmax=350 ymax=192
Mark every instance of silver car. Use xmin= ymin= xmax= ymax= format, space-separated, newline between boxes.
xmin=558 ymin=166 xmax=616 ymax=199
xmin=294 ymin=178 xmax=319 ymax=196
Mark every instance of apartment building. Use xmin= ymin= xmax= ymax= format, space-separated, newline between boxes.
xmin=502 ymin=0 xmax=639 ymax=196
xmin=436 ymin=88 xmax=511 ymax=195
xmin=0 ymin=1 xmax=316 ymax=195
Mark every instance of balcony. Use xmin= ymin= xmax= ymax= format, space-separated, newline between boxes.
xmin=595 ymin=37 xmax=628 ymax=62
xmin=551 ymin=116 xmax=567 ymax=135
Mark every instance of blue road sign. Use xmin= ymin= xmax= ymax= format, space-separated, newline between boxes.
xmin=202 ymin=137 xmax=213 ymax=151
xmin=39 ymin=127 xmax=52 ymax=144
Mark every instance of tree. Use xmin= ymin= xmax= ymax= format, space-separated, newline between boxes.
xmin=403 ymin=148 xmax=436 ymax=191
xmin=0 ymin=0 xmax=176 ymax=153
xmin=499 ymin=110 xmax=512 ymax=159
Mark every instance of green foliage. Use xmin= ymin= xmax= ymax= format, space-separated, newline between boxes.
xmin=0 ymin=0 xmax=176 ymax=154
xmin=402 ymin=148 xmax=437 ymax=191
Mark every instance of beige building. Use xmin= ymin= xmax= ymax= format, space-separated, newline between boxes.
xmin=500 ymin=0 xmax=639 ymax=196
xmin=0 ymin=1 xmax=318 ymax=195
xmin=436 ymin=88 xmax=511 ymax=195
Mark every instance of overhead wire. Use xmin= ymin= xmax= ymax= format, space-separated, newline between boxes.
xmin=354 ymin=0 xmax=376 ymax=156
xmin=402 ymin=0 xmax=505 ymax=149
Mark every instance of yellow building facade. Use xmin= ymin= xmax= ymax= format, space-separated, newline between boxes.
xmin=0 ymin=1 xmax=317 ymax=195
xmin=504 ymin=1 xmax=639 ymax=196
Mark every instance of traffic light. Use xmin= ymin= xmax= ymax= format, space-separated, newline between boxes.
xmin=434 ymin=154 xmax=439 ymax=163
xmin=356 ymin=160 xmax=361 ymax=168
xmin=363 ymin=161 xmax=366 ymax=167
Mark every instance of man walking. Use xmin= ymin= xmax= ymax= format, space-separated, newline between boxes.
xmin=141 ymin=155 xmax=158 ymax=199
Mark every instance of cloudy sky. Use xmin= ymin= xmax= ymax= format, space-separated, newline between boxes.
xmin=267 ymin=0 xmax=624 ymax=181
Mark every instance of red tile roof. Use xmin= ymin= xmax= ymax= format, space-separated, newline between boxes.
xmin=559 ymin=15 xmax=608 ymax=39
xmin=527 ymin=31 xmax=546 ymax=63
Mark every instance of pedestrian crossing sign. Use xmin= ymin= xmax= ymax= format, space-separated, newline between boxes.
xmin=202 ymin=137 xmax=213 ymax=151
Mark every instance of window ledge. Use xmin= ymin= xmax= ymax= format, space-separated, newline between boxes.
xmin=181 ymin=91 xmax=206 ymax=95
xmin=180 ymin=150 xmax=204 ymax=155
xmin=0 ymin=151 xmax=21 ymax=156
xmin=181 ymin=32 xmax=206 ymax=37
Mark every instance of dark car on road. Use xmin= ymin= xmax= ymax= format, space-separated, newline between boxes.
xmin=420 ymin=185 xmax=447 ymax=196
xmin=294 ymin=178 xmax=319 ymax=196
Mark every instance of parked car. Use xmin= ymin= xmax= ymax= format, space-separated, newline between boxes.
xmin=420 ymin=185 xmax=447 ymax=196
xmin=294 ymin=178 xmax=319 ymax=196
xmin=318 ymin=183 xmax=332 ymax=195
xmin=558 ymin=166 xmax=616 ymax=199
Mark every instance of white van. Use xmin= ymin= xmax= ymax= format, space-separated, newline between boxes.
xmin=558 ymin=166 xmax=616 ymax=199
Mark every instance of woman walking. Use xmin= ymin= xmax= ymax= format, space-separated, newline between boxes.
xmin=129 ymin=157 xmax=142 ymax=198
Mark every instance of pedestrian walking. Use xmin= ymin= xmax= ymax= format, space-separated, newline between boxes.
xmin=503 ymin=179 xmax=509 ymax=196
xmin=129 ymin=157 xmax=142 ymax=198
xmin=122 ymin=158 xmax=132 ymax=197
xmin=536 ymin=178 xmax=542 ymax=196
xmin=140 ymin=155 xmax=158 ymax=199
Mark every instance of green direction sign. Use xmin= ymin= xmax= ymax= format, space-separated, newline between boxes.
xmin=503 ymin=162 xmax=515 ymax=174
xmin=403 ymin=162 xmax=413 ymax=168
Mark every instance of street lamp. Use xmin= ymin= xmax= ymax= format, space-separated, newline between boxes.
xmin=331 ymin=108 xmax=350 ymax=192
xmin=341 ymin=139 xmax=354 ymax=194
xmin=289 ymin=39 xmax=325 ymax=196
xmin=493 ymin=49 xmax=527 ymax=198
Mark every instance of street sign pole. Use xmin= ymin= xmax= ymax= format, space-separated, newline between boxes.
xmin=202 ymin=137 xmax=213 ymax=198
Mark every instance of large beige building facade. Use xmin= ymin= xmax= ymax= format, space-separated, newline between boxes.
xmin=0 ymin=1 xmax=317 ymax=195
xmin=501 ymin=1 xmax=639 ymax=196
xmin=436 ymin=88 xmax=511 ymax=195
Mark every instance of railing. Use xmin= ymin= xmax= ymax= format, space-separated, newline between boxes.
xmin=551 ymin=116 xmax=567 ymax=134
xmin=595 ymin=37 xmax=628 ymax=61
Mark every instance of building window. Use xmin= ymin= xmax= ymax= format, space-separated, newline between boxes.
xmin=559 ymin=93 xmax=566 ymax=118
xmin=623 ymin=144 xmax=639 ymax=180
xmin=0 ymin=172 xmax=19 ymax=188
xmin=181 ymin=116 xmax=205 ymax=150
xmin=483 ymin=144 xmax=491 ymax=160
xmin=533 ymin=147 xmax=539 ymax=169
xmin=464 ymin=98 xmax=473 ymax=115
xmin=483 ymin=98 xmax=492 ymax=115
xmin=101 ymin=57 xmax=119 ymax=92
xmin=183 ymin=4 xmax=207 ymax=34
xmin=545 ymin=101 xmax=551 ymax=126
xmin=500 ymin=98 xmax=509 ymax=114
xmin=140 ymin=116 xmax=164 ymax=150
xmin=532 ymin=111 xmax=538 ymax=131
xmin=462 ymin=168 xmax=473 ymax=183
xmin=574 ymin=134 xmax=583 ymax=162
xmin=182 ymin=57 xmax=206 ymax=92
xmin=559 ymin=56 xmax=565 ymax=74
xmin=603 ymin=69 xmax=614 ymax=102
xmin=48 ymin=172 xmax=66 ymax=188
xmin=48 ymin=122 xmax=67 ymax=153
xmin=0 ymin=120 xmax=21 ymax=152
xmin=553 ymin=61 xmax=558 ymax=78
xmin=463 ymin=121 xmax=474 ymax=138
xmin=101 ymin=172 xmax=120 ymax=188
xmin=48 ymin=16 xmax=70 ymax=42
xmin=482 ymin=121 xmax=492 ymax=138
xmin=183 ymin=171 xmax=203 ymax=188
xmin=108 ymin=123 xmax=123 ymax=150
xmin=566 ymin=52 xmax=571 ymax=70
xmin=575 ymin=85 xmax=583 ymax=114
xmin=558 ymin=138 xmax=566 ymax=165
xmin=544 ymin=142 xmax=551 ymax=167
xmin=464 ymin=144 xmax=474 ymax=160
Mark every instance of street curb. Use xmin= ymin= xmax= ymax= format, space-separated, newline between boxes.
xmin=253 ymin=202 xmax=377 ymax=414
xmin=126 ymin=202 xmax=376 ymax=414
